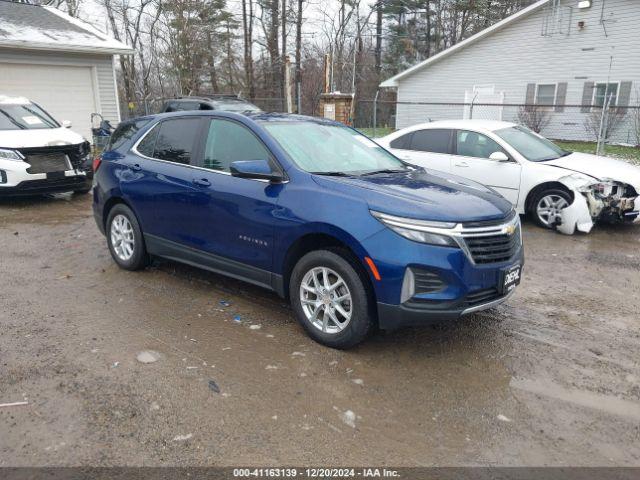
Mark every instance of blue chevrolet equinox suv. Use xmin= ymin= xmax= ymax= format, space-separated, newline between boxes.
xmin=93 ymin=111 xmax=523 ymax=348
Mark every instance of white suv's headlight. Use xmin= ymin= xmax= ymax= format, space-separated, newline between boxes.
xmin=371 ymin=210 xmax=459 ymax=247
xmin=0 ymin=148 xmax=24 ymax=161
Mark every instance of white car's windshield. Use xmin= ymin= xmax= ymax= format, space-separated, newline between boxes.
xmin=262 ymin=121 xmax=407 ymax=175
xmin=0 ymin=102 xmax=60 ymax=130
xmin=495 ymin=125 xmax=569 ymax=162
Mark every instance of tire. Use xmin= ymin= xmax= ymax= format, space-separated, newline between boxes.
xmin=106 ymin=204 xmax=149 ymax=271
xmin=530 ymin=188 xmax=572 ymax=229
xmin=289 ymin=249 xmax=374 ymax=349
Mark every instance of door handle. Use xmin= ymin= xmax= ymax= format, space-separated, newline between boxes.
xmin=193 ymin=178 xmax=211 ymax=187
xmin=129 ymin=163 xmax=142 ymax=171
xmin=455 ymin=161 xmax=469 ymax=168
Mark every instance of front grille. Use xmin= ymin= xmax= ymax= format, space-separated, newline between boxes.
xmin=465 ymin=287 xmax=501 ymax=307
xmin=463 ymin=229 xmax=521 ymax=264
xmin=25 ymin=153 xmax=70 ymax=174
xmin=18 ymin=143 xmax=90 ymax=173
xmin=459 ymin=215 xmax=521 ymax=265
xmin=413 ymin=269 xmax=446 ymax=294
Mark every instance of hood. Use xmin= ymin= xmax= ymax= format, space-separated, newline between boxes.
xmin=545 ymin=152 xmax=640 ymax=190
xmin=314 ymin=169 xmax=513 ymax=223
xmin=0 ymin=127 xmax=86 ymax=149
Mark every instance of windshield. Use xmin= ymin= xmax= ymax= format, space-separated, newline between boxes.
xmin=495 ymin=125 xmax=567 ymax=162
xmin=213 ymin=100 xmax=261 ymax=113
xmin=0 ymin=102 xmax=60 ymax=130
xmin=262 ymin=122 xmax=406 ymax=175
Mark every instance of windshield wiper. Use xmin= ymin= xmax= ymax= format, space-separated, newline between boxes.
xmin=0 ymin=110 xmax=25 ymax=130
xmin=359 ymin=168 xmax=408 ymax=176
xmin=310 ymin=171 xmax=353 ymax=177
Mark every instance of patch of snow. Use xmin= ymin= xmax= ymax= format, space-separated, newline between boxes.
xmin=340 ymin=410 xmax=357 ymax=428
xmin=497 ymin=414 xmax=512 ymax=423
xmin=136 ymin=350 xmax=161 ymax=364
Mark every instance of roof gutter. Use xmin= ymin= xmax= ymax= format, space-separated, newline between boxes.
xmin=0 ymin=40 xmax=134 ymax=55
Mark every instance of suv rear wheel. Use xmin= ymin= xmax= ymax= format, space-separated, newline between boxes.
xmin=290 ymin=249 xmax=374 ymax=349
xmin=106 ymin=204 xmax=149 ymax=270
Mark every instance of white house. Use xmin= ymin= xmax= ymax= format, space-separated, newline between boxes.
xmin=380 ymin=0 xmax=639 ymax=144
xmin=0 ymin=0 xmax=133 ymax=140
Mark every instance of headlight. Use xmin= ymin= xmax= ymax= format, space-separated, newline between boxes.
xmin=371 ymin=210 xmax=459 ymax=247
xmin=0 ymin=148 xmax=24 ymax=161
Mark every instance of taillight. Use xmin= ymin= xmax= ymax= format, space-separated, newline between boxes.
xmin=92 ymin=156 xmax=102 ymax=172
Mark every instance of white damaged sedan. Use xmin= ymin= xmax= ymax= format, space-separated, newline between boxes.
xmin=377 ymin=120 xmax=640 ymax=234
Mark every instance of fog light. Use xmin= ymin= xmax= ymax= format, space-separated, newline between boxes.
xmin=400 ymin=268 xmax=415 ymax=303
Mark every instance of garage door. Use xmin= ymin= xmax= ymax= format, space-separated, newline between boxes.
xmin=0 ymin=63 xmax=97 ymax=140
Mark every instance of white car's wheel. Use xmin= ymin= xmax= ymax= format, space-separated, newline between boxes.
xmin=531 ymin=188 xmax=572 ymax=229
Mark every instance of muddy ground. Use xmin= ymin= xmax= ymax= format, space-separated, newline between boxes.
xmin=0 ymin=193 xmax=639 ymax=467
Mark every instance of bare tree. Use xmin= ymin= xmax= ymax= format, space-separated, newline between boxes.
xmin=241 ymin=0 xmax=256 ymax=99
xmin=584 ymin=108 xmax=628 ymax=143
xmin=517 ymin=106 xmax=551 ymax=133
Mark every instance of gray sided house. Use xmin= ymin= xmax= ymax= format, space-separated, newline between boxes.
xmin=0 ymin=0 xmax=132 ymax=140
xmin=380 ymin=0 xmax=639 ymax=145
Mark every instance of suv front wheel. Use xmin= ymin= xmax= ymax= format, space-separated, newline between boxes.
xmin=290 ymin=249 xmax=374 ymax=349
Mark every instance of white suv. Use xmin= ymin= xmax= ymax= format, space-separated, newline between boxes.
xmin=0 ymin=95 xmax=92 ymax=196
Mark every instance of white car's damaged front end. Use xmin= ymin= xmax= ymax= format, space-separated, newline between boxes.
xmin=0 ymin=95 xmax=92 ymax=196
xmin=556 ymin=174 xmax=640 ymax=235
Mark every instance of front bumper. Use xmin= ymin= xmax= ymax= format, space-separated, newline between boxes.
xmin=0 ymin=174 xmax=89 ymax=196
xmin=377 ymin=288 xmax=516 ymax=330
xmin=361 ymin=214 xmax=524 ymax=330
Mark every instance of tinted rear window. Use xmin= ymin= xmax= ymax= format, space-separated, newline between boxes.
xmin=153 ymin=118 xmax=201 ymax=165
xmin=108 ymin=119 xmax=151 ymax=152
xmin=390 ymin=133 xmax=412 ymax=149
xmin=136 ymin=124 xmax=159 ymax=157
xmin=409 ymin=129 xmax=452 ymax=154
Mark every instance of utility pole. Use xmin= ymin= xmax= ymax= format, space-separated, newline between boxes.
xmin=295 ymin=0 xmax=303 ymax=113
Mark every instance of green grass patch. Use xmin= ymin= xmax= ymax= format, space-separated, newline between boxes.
xmin=554 ymin=141 xmax=640 ymax=165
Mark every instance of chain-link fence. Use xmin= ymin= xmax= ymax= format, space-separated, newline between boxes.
xmin=354 ymin=100 xmax=640 ymax=163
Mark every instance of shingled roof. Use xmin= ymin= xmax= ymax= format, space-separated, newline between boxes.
xmin=0 ymin=0 xmax=133 ymax=55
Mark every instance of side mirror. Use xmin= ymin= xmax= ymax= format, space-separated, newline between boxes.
xmin=489 ymin=151 xmax=510 ymax=162
xmin=230 ymin=159 xmax=283 ymax=183
xmin=62 ymin=120 xmax=72 ymax=128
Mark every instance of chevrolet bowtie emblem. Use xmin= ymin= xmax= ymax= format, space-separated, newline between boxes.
xmin=504 ymin=224 xmax=517 ymax=235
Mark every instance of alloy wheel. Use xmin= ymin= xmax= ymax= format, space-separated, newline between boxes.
xmin=110 ymin=214 xmax=135 ymax=261
xmin=536 ymin=194 xmax=569 ymax=227
xmin=299 ymin=267 xmax=353 ymax=334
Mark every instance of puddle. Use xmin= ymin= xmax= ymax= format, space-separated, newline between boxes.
xmin=511 ymin=377 xmax=640 ymax=421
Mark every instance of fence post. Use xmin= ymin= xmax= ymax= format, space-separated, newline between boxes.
xmin=373 ymin=89 xmax=379 ymax=138
xmin=596 ymin=95 xmax=612 ymax=156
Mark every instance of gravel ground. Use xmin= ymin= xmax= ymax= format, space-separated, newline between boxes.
xmin=0 ymin=193 xmax=639 ymax=466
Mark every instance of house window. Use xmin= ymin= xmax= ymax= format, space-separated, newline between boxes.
xmin=593 ymin=82 xmax=619 ymax=107
xmin=535 ymin=84 xmax=557 ymax=107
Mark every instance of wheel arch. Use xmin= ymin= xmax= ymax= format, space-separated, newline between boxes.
xmin=524 ymin=181 xmax=575 ymax=214
xmin=102 ymin=196 xmax=136 ymax=232
xmin=280 ymin=231 xmax=377 ymax=308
